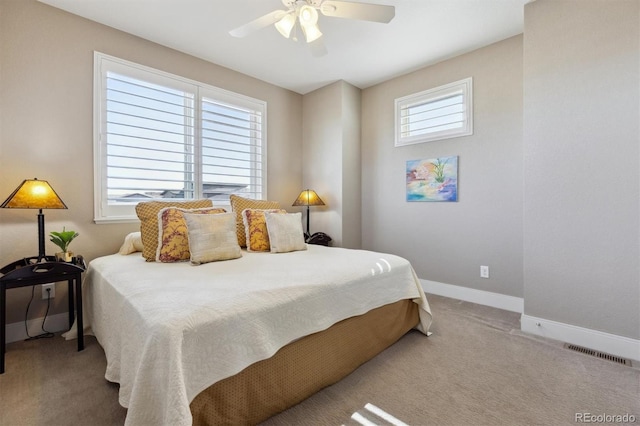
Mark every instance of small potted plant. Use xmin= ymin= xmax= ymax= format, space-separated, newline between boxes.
xmin=50 ymin=227 xmax=79 ymax=262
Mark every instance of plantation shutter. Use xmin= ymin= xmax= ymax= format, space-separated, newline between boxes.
xmin=395 ymin=77 xmax=473 ymax=146
xmin=200 ymin=92 xmax=264 ymax=201
xmin=94 ymin=53 xmax=267 ymax=222
xmin=400 ymin=93 xmax=465 ymax=138
xmin=105 ymin=71 xmax=196 ymax=203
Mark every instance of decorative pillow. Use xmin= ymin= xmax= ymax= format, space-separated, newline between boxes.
xmin=118 ymin=232 xmax=144 ymax=255
xmin=241 ymin=208 xmax=286 ymax=252
xmin=135 ymin=199 xmax=213 ymax=261
xmin=264 ymin=212 xmax=307 ymax=253
xmin=156 ymin=207 xmax=227 ymax=262
xmin=184 ymin=212 xmax=242 ymax=265
xmin=230 ymin=195 xmax=280 ymax=247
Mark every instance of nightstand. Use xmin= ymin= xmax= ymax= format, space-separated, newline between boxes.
xmin=0 ymin=255 xmax=86 ymax=374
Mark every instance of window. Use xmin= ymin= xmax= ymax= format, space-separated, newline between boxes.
xmin=395 ymin=77 xmax=472 ymax=146
xmin=94 ymin=52 xmax=266 ymax=223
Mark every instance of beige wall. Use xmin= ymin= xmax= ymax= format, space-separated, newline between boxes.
xmin=361 ymin=0 xmax=639 ymax=341
xmin=3 ymin=0 xmax=637 ymax=345
xmin=0 ymin=0 xmax=302 ymax=323
xmin=340 ymin=82 xmax=362 ymax=249
xmin=361 ymin=35 xmax=524 ymax=298
xmin=301 ymin=80 xmax=361 ymax=248
xmin=523 ymin=0 xmax=639 ymax=339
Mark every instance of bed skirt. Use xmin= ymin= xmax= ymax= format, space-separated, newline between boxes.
xmin=190 ymin=299 xmax=419 ymax=425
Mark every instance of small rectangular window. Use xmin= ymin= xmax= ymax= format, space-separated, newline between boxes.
xmin=395 ymin=78 xmax=473 ymax=146
xmin=94 ymin=52 xmax=266 ymax=223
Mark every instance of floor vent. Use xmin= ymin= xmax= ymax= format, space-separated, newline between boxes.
xmin=564 ymin=343 xmax=632 ymax=366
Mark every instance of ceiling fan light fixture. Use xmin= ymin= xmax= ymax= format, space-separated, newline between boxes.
xmin=230 ymin=0 xmax=396 ymax=53
xmin=275 ymin=12 xmax=296 ymax=38
xmin=297 ymin=4 xmax=321 ymax=43
xmin=301 ymin=23 xmax=322 ymax=43
xmin=298 ymin=4 xmax=318 ymax=26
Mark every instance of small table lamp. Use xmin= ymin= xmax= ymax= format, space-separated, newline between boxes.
xmin=1 ymin=178 xmax=68 ymax=262
xmin=292 ymin=189 xmax=325 ymax=239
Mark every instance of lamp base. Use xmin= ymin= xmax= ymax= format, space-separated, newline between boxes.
xmin=37 ymin=210 xmax=47 ymax=263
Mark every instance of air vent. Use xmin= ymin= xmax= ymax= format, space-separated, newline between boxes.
xmin=564 ymin=343 xmax=632 ymax=366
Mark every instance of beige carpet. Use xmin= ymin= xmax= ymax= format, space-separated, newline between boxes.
xmin=0 ymin=295 xmax=638 ymax=426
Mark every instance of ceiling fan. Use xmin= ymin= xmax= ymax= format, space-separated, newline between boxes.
xmin=229 ymin=0 xmax=395 ymax=57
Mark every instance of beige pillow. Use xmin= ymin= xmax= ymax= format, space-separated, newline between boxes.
xmin=241 ymin=208 xmax=286 ymax=252
xmin=135 ymin=199 xmax=213 ymax=261
xmin=156 ymin=207 xmax=227 ymax=262
xmin=184 ymin=212 xmax=242 ymax=265
xmin=230 ymin=195 xmax=280 ymax=248
xmin=264 ymin=212 xmax=307 ymax=253
xmin=118 ymin=232 xmax=144 ymax=255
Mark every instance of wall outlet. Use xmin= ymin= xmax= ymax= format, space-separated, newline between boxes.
xmin=480 ymin=265 xmax=490 ymax=279
xmin=41 ymin=283 xmax=55 ymax=300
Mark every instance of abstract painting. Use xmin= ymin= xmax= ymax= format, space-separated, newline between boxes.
xmin=406 ymin=156 xmax=458 ymax=202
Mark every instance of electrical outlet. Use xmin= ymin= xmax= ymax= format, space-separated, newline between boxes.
xmin=480 ymin=265 xmax=489 ymax=279
xmin=41 ymin=283 xmax=55 ymax=300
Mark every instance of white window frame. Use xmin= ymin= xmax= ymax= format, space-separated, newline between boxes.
xmin=395 ymin=77 xmax=473 ymax=147
xmin=93 ymin=52 xmax=267 ymax=223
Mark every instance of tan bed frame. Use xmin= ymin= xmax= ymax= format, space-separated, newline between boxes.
xmin=190 ymin=299 xmax=419 ymax=425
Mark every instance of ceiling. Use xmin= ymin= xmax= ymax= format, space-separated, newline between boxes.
xmin=38 ymin=0 xmax=527 ymax=95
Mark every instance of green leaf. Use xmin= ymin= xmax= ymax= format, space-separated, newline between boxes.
xmin=49 ymin=227 xmax=79 ymax=252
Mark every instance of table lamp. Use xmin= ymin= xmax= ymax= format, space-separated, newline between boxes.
xmin=1 ymin=178 xmax=68 ymax=262
xmin=292 ymin=189 xmax=325 ymax=239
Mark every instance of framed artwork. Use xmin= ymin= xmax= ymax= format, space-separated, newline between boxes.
xmin=406 ymin=156 xmax=458 ymax=202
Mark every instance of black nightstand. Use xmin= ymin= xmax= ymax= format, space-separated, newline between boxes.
xmin=0 ymin=255 xmax=86 ymax=374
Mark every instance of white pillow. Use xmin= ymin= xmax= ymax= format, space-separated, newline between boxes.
xmin=264 ymin=212 xmax=307 ymax=253
xmin=184 ymin=212 xmax=242 ymax=265
xmin=118 ymin=232 xmax=144 ymax=255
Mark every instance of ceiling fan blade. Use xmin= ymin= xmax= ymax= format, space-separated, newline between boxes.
xmin=309 ymin=37 xmax=328 ymax=57
xmin=320 ymin=0 xmax=395 ymax=23
xmin=229 ymin=10 xmax=288 ymax=38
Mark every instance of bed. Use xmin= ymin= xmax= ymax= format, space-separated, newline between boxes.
xmin=73 ymin=243 xmax=432 ymax=426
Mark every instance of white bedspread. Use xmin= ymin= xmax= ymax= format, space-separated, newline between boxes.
xmin=76 ymin=245 xmax=432 ymax=426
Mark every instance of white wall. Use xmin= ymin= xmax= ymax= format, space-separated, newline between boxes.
xmin=522 ymin=0 xmax=640 ymax=339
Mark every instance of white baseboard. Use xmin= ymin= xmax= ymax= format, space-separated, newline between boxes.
xmin=420 ymin=278 xmax=640 ymax=363
xmin=521 ymin=314 xmax=640 ymax=363
xmin=6 ymin=313 xmax=70 ymax=344
xmin=420 ymin=279 xmax=524 ymax=313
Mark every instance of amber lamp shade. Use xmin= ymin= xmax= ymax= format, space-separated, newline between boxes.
xmin=1 ymin=178 xmax=67 ymax=261
xmin=292 ymin=189 xmax=325 ymax=238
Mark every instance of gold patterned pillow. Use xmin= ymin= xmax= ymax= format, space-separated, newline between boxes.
xmin=135 ymin=199 xmax=213 ymax=261
xmin=241 ymin=209 xmax=286 ymax=252
xmin=229 ymin=195 xmax=280 ymax=247
xmin=156 ymin=207 xmax=227 ymax=262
